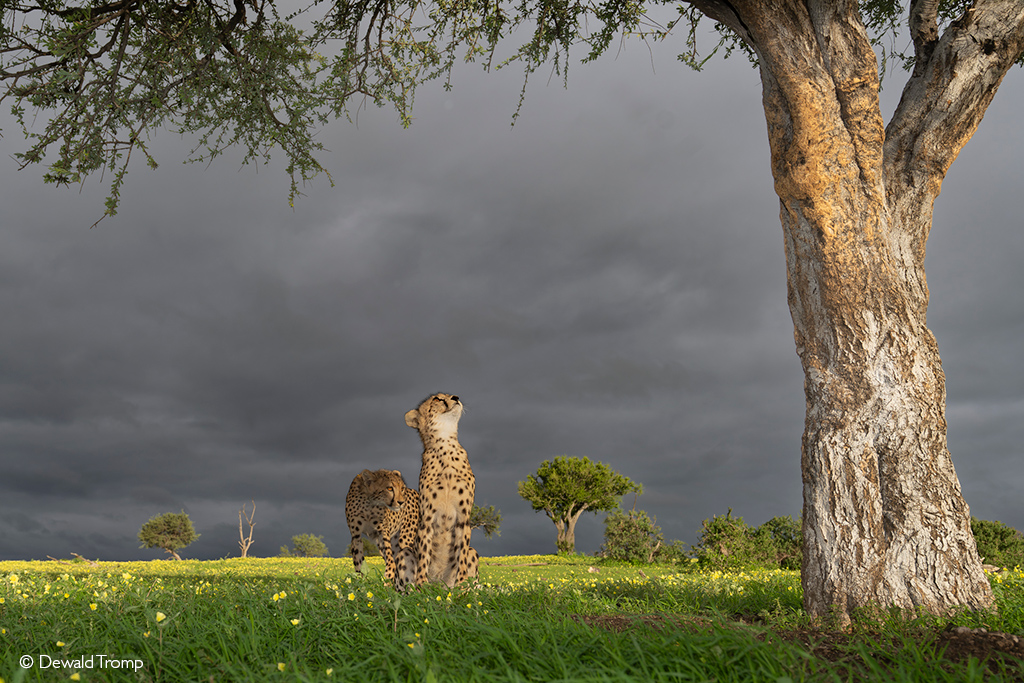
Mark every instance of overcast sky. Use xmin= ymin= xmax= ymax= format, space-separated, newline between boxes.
xmin=1 ymin=18 xmax=1022 ymax=563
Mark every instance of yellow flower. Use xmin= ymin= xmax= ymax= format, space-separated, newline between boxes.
xmin=407 ymin=643 xmax=415 ymax=649
xmin=290 ymin=619 xmax=300 ymax=626
xmin=155 ymin=612 xmax=166 ymax=622
xmin=347 ymin=593 xmax=355 ymax=601
xmin=277 ymin=663 xmax=286 ymax=672
xmin=89 ymin=603 xmax=97 ymax=611
xmin=56 ymin=641 xmax=66 ymax=647
xmin=70 ymin=675 xmax=81 ymax=681
xmin=366 ymin=591 xmax=373 ymax=599
xmin=326 ymin=669 xmax=333 ymax=676
xmin=143 ymin=631 xmax=151 ymax=638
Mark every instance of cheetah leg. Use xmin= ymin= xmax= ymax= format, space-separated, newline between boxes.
xmin=464 ymin=546 xmax=479 ymax=580
xmin=349 ymin=531 xmax=365 ymax=574
xmin=453 ymin=523 xmax=477 ymax=586
xmin=414 ymin=518 xmax=434 ymax=586
xmin=393 ymin=546 xmax=418 ymax=592
xmin=380 ymin=530 xmax=397 ymax=581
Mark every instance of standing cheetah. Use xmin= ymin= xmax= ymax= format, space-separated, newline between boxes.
xmin=402 ymin=393 xmax=479 ymax=589
xmin=344 ymin=469 xmax=420 ymax=581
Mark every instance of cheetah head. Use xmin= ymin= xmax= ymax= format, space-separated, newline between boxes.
xmin=405 ymin=393 xmax=462 ymax=438
xmin=360 ymin=469 xmax=406 ymax=512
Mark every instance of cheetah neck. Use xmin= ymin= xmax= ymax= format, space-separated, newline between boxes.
xmin=419 ymin=431 xmax=468 ymax=465
xmin=419 ymin=421 xmax=458 ymax=448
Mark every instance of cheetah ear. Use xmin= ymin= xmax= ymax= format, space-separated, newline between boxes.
xmin=404 ymin=410 xmax=420 ymax=428
xmin=391 ymin=469 xmax=402 ymax=477
xmin=359 ymin=469 xmax=374 ymax=483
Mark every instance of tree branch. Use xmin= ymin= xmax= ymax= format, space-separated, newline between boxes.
xmin=908 ymin=0 xmax=940 ymax=77
xmin=686 ymin=0 xmax=753 ymax=45
xmin=884 ymin=0 xmax=1024 ymax=268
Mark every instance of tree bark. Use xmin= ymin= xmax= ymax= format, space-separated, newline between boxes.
xmin=689 ymin=0 xmax=1024 ymax=623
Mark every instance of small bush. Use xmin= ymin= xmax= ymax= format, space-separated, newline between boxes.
xmin=470 ymin=504 xmax=503 ymax=539
xmin=694 ymin=509 xmax=779 ymax=571
xmin=602 ymin=509 xmax=688 ymax=564
xmin=758 ymin=515 xmax=802 ymax=570
xmin=279 ymin=533 xmax=329 ymax=558
xmin=972 ymin=517 xmax=1024 ymax=569
xmin=602 ymin=509 xmax=663 ymax=563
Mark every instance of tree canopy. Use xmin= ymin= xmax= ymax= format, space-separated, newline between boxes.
xmin=280 ymin=533 xmax=329 ymax=558
xmin=138 ymin=511 xmax=199 ymax=560
xmin=4 ymin=0 xmax=1002 ymax=222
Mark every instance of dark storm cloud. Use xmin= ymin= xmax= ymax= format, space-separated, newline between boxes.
xmin=1 ymin=34 xmax=1021 ymax=562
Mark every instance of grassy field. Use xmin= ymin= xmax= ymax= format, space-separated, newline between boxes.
xmin=1 ymin=555 xmax=1022 ymax=682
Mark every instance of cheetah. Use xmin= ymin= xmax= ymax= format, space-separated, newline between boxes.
xmin=344 ymin=469 xmax=420 ymax=581
xmin=400 ymin=393 xmax=479 ymax=589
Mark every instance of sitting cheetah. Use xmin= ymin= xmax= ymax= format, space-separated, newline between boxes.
xmin=400 ymin=393 xmax=479 ymax=589
xmin=344 ymin=469 xmax=419 ymax=581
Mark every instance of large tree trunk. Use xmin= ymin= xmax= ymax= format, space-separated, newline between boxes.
xmin=689 ymin=0 xmax=1024 ymax=623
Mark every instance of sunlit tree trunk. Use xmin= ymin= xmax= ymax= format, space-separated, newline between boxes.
xmin=551 ymin=504 xmax=587 ymax=552
xmin=689 ymin=0 xmax=1024 ymax=623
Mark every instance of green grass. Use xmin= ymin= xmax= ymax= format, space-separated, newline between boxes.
xmin=0 ymin=556 xmax=1021 ymax=682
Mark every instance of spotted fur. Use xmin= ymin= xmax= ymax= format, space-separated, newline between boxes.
xmin=344 ymin=469 xmax=419 ymax=581
xmin=399 ymin=393 xmax=479 ymax=589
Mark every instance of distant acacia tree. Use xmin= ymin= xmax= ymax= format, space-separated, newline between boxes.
xmin=469 ymin=504 xmax=502 ymax=539
xmin=138 ymin=511 xmax=199 ymax=560
xmin=279 ymin=534 xmax=329 ymax=558
xmin=518 ymin=456 xmax=641 ymax=553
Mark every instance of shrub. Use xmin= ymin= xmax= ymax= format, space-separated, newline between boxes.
xmin=758 ymin=515 xmax=802 ymax=570
xmin=972 ymin=518 xmax=1024 ymax=569
xmin=138 ymin=511 xmax=199 ymax=560
xmin=602 ymin=509 xmax=689 ymax=564
xmin=279 ymin=533 xmax=329 ymax=558
xmin=469 ymin=504 xmax=502 ymax=539
xmin=694 ymin=509 xmax=779 ymax=571
xmin=602 ymin=509 xmax=664 ymax=563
